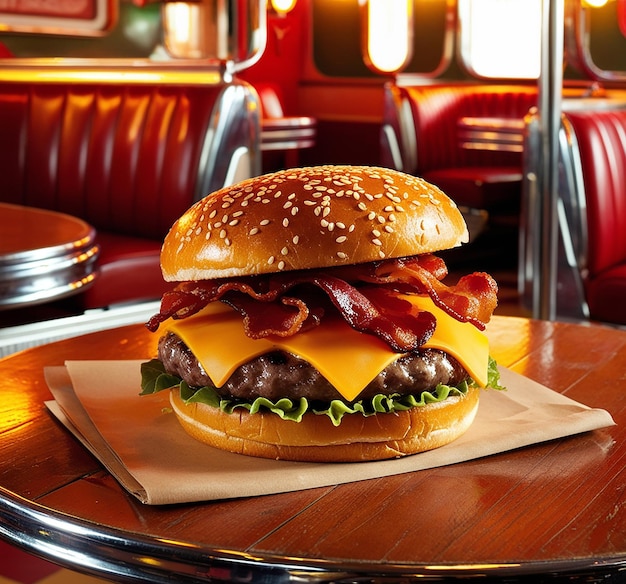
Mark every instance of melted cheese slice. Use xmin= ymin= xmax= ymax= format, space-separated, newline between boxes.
xmin=164 ymin=295 xmax=489 ymax=402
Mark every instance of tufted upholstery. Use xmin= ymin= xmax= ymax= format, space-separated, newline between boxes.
xmin=0 ymin=79 xmax=260 ymax=308
xmin=564 ymin=109 xmax=626 ymax=325
xmin=381 ymin=83 xmax=537 ymax=213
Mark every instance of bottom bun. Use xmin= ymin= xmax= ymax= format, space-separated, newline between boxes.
xmin=169 ymin=386 xmax=480 ymax=462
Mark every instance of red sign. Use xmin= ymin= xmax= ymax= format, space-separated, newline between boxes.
xmin=0 ymin=0 xmax=95 ymax=19
xmin=0 ymin=0 xmax=114 ymax=35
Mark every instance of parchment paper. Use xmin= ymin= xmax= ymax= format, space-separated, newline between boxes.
xmin=44 ymin=361 xmax=615 ymax=505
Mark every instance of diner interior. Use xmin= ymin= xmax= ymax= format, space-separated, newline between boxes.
xmin=0 ymin=0 xmax=625 ymax=582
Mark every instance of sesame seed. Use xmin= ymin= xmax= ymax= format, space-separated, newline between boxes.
xmin=225 ymin=238 xmax=231 ymax=246
xmin=260 ymin=219 xmax=271 ymax=226
xmin=283 ymin=218 xmax=289 ymax=227
xmin=372 ymin=229 xmax=381 ymax=237
xmin=337 ymin=251 xmax=348 ymax=259
xmin=278 ymin=260 xmax=286 ymax=270
xmin=384 ymin=225 xmax=394 ymax=233
xmin=291 ymin=207 xmax=298 ymax=216
xmin=336 ymin=235 xmax=347 ymax=243
xmin=357 ymin=202 xmax=367 ymax=211
xmin=384 ymin=205 xmax=394 ymax=212
xmin=292 ymin=235 xmax=299 ymax=244
xmin=367 ymin=212 xmax=376 ymax=220
xmin=336 ymin=221 xmax=346 ymax=229
xmin=389 ymin=213 xmax=397 ymax=222
xmin=229 ymin=219 xmax=239 ymax=226
xmin=372 ymin=238 xmax=383 ymax=246
xmin=268 ymin=256 xmax=275 ymax=264
xmin=379 ymin=250 xmax=386 ymax=259
xmin=219 ymin=229 xmax=227 ymax=239
xmin=281 ymin=247 xmax=289 ymax=255
xmin=249 ymin=227 xmax=259 ymax=235
xmin=321 ymin=219 xmax=329 ymax=228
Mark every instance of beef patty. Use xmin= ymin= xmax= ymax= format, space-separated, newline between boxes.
xmin=158 ymin=332 xmax=469 ymax=403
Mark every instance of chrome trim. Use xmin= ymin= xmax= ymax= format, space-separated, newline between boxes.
xmin=194 ymin=82 xmax=261 ymax=201
xmin=0 ymin=484 xmax=624 ymax=582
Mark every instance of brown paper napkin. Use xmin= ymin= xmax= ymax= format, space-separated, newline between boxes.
xmin=44 ymin=361 xmax=615 ymax=505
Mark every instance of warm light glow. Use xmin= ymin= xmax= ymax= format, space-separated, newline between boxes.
xmin=582 ymin=0 xmax=608 ymax=6
xmin=0 ymin=66 xmax=223 ymax=85
xmin=161 ymin=0 xmax=266 ymax=70
xmin=163 ymin=2 xmax=205 ymax=59
xmin=458 ymin=0 xmax=541 ymax=79
xmin=361 ymin=0 xmax=413 ymax=74
xmin=270 ymin=0 xmax=297 ymax=14
xmin=164 ymin=3 xmax=193 ymax=46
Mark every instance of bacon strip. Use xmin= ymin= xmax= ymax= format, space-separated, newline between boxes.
xmin=146 ymin=255 xmax=498 ymax=352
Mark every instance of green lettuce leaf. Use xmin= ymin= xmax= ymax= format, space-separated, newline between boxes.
xmin=140 ymin=358 xmax=505 ymax=427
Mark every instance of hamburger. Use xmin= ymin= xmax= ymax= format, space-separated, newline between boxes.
xmin=141 ymin=165 xmax=502 ymax=462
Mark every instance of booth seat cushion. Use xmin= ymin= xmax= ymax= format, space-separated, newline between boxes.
xmin=80 ymin=232 xmax=171 ymax=309
xmin=585 ymin=264 xmax=626 ymax=325
xmin=423 ymin=166 xmax=523 ymax=211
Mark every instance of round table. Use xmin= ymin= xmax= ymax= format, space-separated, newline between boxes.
xmin=0 ymin=203 xmax=99 ymax=309
xmin=0 ymin=315 xmax=624 ymax=582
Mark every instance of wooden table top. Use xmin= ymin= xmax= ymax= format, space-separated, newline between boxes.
xmin=0 ymin=315 xmax=624 ymax=582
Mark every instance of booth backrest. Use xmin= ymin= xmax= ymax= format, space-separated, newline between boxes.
xmin=0 ymin=77 xmax=261 ymax=310
xmin=0 ymin=80 xmax=260 ymax=241
xmin=382 ymin=83 xmax=538 ymax=176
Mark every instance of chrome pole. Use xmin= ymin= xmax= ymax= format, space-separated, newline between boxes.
xmin=534 ymin=0 xmax=564 ymax=320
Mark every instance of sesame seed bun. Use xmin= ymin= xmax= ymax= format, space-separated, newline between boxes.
xmin=161 ymin=165 xmax=469 ymax=282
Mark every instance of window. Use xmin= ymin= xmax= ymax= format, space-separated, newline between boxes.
xmin=458 ymin=0 xmax=541 ymax=79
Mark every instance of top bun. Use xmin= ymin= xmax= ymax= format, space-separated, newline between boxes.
xmin=161 ymin=165 xmax=469 ymax=281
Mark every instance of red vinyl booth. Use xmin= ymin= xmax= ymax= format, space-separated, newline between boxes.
xmin=564 ymin=108 xmax=626 ymax=325
xmin=381 ymin=83 xmax=538 ymax=216
xmin=0 ymin=79 xmax=260 ymax=309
